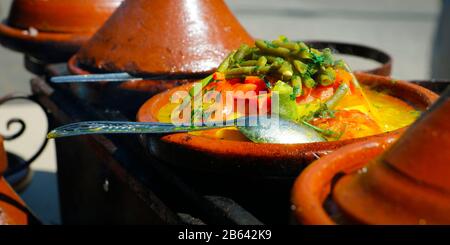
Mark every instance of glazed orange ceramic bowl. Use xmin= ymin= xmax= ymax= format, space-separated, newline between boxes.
xmin=290 ymin=134 xmax=399 ymax=224
xmin=291 ymin=89 xmax=450 ymax=225
xmin=0 ymin=0 xmax=123 ymax=62
xmin=137 ymin=73 xmax=437 ymax=178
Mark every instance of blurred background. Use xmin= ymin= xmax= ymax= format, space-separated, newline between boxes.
xmin=0 ymin=0 xmax=446 ymax=224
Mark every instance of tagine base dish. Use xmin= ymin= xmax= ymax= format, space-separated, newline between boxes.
xmin=138 ymin=73 xmax=437 ymax=179
xmin=291 ymin=135 xmax=399 ymax=224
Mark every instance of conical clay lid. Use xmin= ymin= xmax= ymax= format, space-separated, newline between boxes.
xmin=74 ymin=0 xmax=254 ymax=76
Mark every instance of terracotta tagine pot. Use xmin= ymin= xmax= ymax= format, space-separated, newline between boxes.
xmin=291 ymin=87 xmax=450 ymax=224
xmin=0 ymin=136 xmax=30 ymax=225
xmin=71 ymin=0 xmax=254 ymax=76
xmin=0 ymin=0 xmax=123 ymax=63
xmin=137 ymin=73 xmax=438 ymax=224
xmin=137 ymin=73 xmax=438 ymax=179
xmin=66 ymin=0 xmax=254 ymax=116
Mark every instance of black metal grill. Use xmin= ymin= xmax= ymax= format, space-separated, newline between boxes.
xmin=31 ymin=64 xmax=275 ymax=225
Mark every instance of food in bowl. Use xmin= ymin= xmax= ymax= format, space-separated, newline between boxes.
xmin=154 ymin=37 xmax=419 ymax=143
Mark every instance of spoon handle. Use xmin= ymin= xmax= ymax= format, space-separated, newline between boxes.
xmin=47 ymin=121 xmax=206 ymax=138
xmin=50 ymin=73 xmax=143 ymax=83
xmin=47 ymin=121 xmax=236 ymax=138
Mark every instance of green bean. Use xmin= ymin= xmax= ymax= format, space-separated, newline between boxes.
xmin=298 ymin=42 xmax=309 ymax=50
xmin=246 ymin=47 xmax=260 ymax=60
xmin=317 ymin=74 xmax=334 ymax=86
xmin=255 ymin=40 xmax=291 ymax=58
xmin=226 ymin=66 xmax=257 ymax=76
xmin=270 ymin=62 xmax=282 ymax=69
xmin=233 ymin=44 xmax=250 ymax=62
xmin=317 ymin=67 xmax=336 ymax=86
xmin=293 ymin=60 xmax=308 ymax=75
xmin=310 ymin=48 xmax=323 ymax=57
xmin=239 ymin=60 xmax=258 ymax=67
xmin=293 ymin=49 xmax=313 ymax=60
xmin=268 ymin=62 xmax=282 ymax=73
xmin=326 ymin=83 xmax=349 ymax=109
xmin=278 ymin=35 xmax=289 ymax=42
xmin=257 ymin=56 xmax=268 ymax=67
xmin=301 ymin=120 xmax=339 ymax=138
xmin=188 ymin=74 xmax=214 ymax=97
xmin=251 ymin=50 xmax=261 ymax=60
xmin=291 ymin=75 xmax=302 ymax=99
xmin=266 ymin=56 xmax=285 ymax=65
xmin=322 ymin=48 xmax=334 ymax=66
xmin=217 ymin=51 xmax=236 ymax=73
xmin=336 ymin=60 xmax=363 ymax=89
xmin=272 ymin=40 xmax=300 ymax=51
xmin=257 ymin=65 xmax=271 ymax=74
xmin=278 ymin=61 xmax=293 ymax=80
xmin=308 ymin=64 xmax=319 ymax=75
xmin=303 ymin=76 xmax=316 ymax=88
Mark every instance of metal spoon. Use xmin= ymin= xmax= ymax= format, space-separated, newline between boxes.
xmin=50 ymin=73 xmax=203 ymax=83
xmin=50 ymin=73 xmax=143 ymax=83
xmin=47 ymin=117 xmax=325 ymax=144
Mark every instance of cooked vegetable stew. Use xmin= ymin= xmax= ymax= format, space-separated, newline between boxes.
xmin=157 ymin=37 xmax=419 ymax=142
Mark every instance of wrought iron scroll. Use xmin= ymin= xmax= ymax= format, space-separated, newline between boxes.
xmin=0 ymin=94 xmax=49 ymax=174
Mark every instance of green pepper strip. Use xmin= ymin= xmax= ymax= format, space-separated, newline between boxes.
xmin=188 ymin=74 xmax=213 ymax=98
xmin=325 ymin=83 xmax=349 ymax=109
xmin=300 ymin=120 xmax=340 ymax=138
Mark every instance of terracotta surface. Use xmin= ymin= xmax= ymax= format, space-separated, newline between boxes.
xmin=291 ymin=135 xmax=398 ymax=225
xmin=291 ymin=88 xmax=449 ymax=225
xmin=0 ymin=0 xmax=123 ymax=62
xmin=73 ymin=0 xmax=254 ymax=76
xmin=333 ymin=88 xmax=450 ymax=224
xmin=0 ymin=177 xmax=29 ymax=225
xmin=137 ymin=73 xmax=438 ymax=177
xmin=382 ymin=93 xmax=450 ymax=192
xmin=0 ymin=137 xmax=28 ymax=225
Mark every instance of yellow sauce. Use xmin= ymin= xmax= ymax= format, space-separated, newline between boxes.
xmin=156 ymin=87 xmax=419 ymax=142
xmin=336 ymin=87 xmax=419 ymax=132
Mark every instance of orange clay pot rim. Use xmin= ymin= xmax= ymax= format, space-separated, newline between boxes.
xmin=0 ymin=21 xmax=90 ymax=43
xmin=137 ymin=76 xmax=436 ymax=148
xmin=290 ymin=135 xmax=398 ymax=225
xmin=68 ymin=55 xmax=89 ymax=75
xmin=68 ymin=54 xmax=212 ymax=79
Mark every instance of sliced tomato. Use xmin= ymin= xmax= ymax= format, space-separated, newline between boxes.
xmin=226 ymin=78 xmax=243 ymax=85
xmin=232 ymin=83 xmax=258 ymax=95
xmin=311 ymin=86 xmax=334 ymax=101
xmin=213 ymin=72 xmax=225 ymax=81
xmin=206 ymin=80 xmax=233 ymax=93
xmin=244 ymin=76 xmax=267 ymax=93
xmin=296 ymin=86 xmax=312 ymax=104
xmin=310 ymin=110 xmax=382 ymax=140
